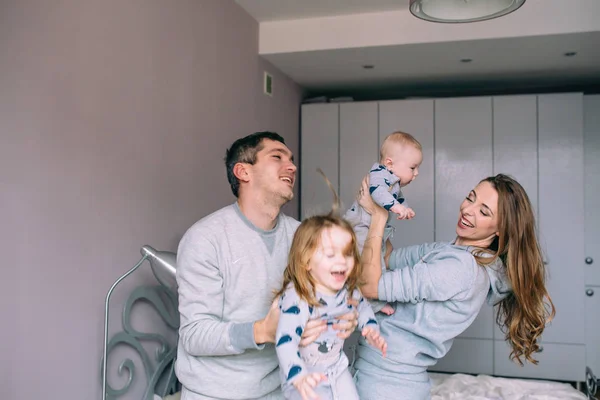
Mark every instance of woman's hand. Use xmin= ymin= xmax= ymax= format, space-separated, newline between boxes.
xmin=357 ymin=176 xmax=387 ymax=220
xmin=299 ymin=298 xmax=359 ymax=346
xmin=332 ymin=309 xmax=359 ymax=339
xmin=358 ymin=175 xmax=388 ymax=299
xmin=299 ymin=319 xmax=327 ymax=347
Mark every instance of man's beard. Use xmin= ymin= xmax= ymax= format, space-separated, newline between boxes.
xmin=277 ymin=189 xmax=294 ymax=204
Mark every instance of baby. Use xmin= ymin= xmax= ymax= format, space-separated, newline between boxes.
xmin=344 ymin=131 xmax=423 ymax=315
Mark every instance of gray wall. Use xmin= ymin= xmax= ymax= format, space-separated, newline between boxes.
xmin=0 ymin=1 xmax=303 ymax=398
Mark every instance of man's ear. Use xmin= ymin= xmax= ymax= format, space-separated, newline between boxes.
xmin=233 ymin=162 xmax=251 ymax=183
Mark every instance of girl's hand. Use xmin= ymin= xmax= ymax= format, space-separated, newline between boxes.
xmin=362 ymin=326 xmax=387 ymax=358
xmin=293 ymin=373 xmax=327 ymax=400
xmin=357 ymin=176 xmax=387 ymax=219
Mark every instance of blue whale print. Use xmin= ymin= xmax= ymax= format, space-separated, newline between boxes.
xmin=282 ymin=305 xmax=301 ymax=314
xmin=276 ymin=335 xmax=292 ymax=347
xmin=288 ymin=365 xmax=302 ymax=380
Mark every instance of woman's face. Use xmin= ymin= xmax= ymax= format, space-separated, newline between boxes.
xmin=455 ymin=181 xmax=499 ymax=247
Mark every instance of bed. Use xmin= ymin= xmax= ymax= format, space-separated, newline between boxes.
xmin=101 ymin=246 xmax=595 ymax=400
xmin=430 ymin=372 xmax=588 ymax=400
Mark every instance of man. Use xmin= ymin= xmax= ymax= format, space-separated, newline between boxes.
xmin=175 ymin=132 xmax=356 ymax=400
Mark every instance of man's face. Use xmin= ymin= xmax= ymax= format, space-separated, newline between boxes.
xmin=247 ymin=139 xmax=296 ymax=204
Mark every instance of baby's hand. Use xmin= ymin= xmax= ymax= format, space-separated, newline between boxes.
xmin=293 ymin=373 xmax=327 ymax=400
xmin=362 ymin=326 xmax=387 ymax=358
xmin=405 ymin=207 xmax=416 ymax=220
xmin=390 ymin=204 xmax=409 ymax=219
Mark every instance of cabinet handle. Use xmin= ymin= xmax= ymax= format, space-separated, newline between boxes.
xmin=586 ymin=257 xmax=593 ymax=265
xmin=587 ymin=289 xmax=595 ymax=297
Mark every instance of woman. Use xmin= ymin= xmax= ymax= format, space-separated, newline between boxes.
xmin=353 ymin=174 xmax=555 ymax=400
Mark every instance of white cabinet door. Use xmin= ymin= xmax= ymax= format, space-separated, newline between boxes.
xmin=492 ymin=95 xmax=538 ymax=215
xmin=538 ymin=93 xmax=585 ymax=345
xmin=494 ymin=341 xmax=585 ymax=381
xmin=435 ymin=97 xmax=494 ymax=340
xmin=300 ymin=104 xmax=339 ymax=219
xmin=492 ymin=95 xmax=538 ymax=343
xmin=584 ymin=95 xmax=600 ymax=286
xmin=585 ymin=286 xmax=600 ymax=381
xmin=429 ymin=338 xmax=493 ymax=375
xmin=378 ymin=99 xmax=435 ymax=248
xmin=339 ymin=102 xmax=379 ymax=213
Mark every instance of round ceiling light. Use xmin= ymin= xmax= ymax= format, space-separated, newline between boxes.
xmin=409 ymin=0 xmax=526 ymax=23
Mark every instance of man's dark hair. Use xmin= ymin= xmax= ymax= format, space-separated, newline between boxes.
xmin=225 ymin=131 xmax=286 ymax=197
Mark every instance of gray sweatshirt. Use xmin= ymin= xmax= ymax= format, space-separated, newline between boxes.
xmin=175 ymin=203 xmax=300 ymax=400
xmin=355 ymin=242 xmax=510 ymax=376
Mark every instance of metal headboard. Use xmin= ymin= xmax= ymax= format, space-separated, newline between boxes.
xmin=586 ymin=366 xmax=599 ymax=399
xmin=101 ymin=247 xmax=180 ymax=400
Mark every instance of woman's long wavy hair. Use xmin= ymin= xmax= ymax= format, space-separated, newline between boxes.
xmin=472 ymin=174 xmax=556 ymax=365
xmin=275 ymin=170 xmax=362 ymax=307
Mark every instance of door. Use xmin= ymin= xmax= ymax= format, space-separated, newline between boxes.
xmin=301 ymin=104 xmax=339 ymax=219
xmin=538 ymin=93 xmax=585 ymax=345
xmin=378 ymin=99 xmax=434 ymax=248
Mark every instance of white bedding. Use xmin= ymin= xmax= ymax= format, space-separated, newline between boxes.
xmin=430 ymin=372 xmax=587 ymax=400
xmin=159 ymin=374 xmax=587 ymax=400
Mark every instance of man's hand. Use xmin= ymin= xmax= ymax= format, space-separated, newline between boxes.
xmin=253 ymin=299 xmax=280 ymax=344
xmin=292 ymin=373 xmax=327 ymax=400
xmin=362 ymin=326 xmax=387 ymax=358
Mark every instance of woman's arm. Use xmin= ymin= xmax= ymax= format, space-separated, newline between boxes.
xmin=386 ymin=242 xmax=443 ymax=271
xmin=357 ymin=177 xmax=388 ymax=299
xmin=378 ymin=250 xmax=475 ymax=303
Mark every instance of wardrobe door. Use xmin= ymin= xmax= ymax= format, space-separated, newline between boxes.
xmin=435 ymin=96 xmax=494 ymax=340
xmin=339 ymin=102 xmax=378 ymax=212
xmin=584 ymin=95 xmax=600 ymax=384
xmin=584 ymin=95 xmax=600 ymax=286
xmin=538 ymin=93 xmax=585 ymax=346
xmin=429 ymin=97 xmax=494 ymax=375
xmin=378 ymin=100 xmax=434 ymax=248
xmin=491 ymin=95 xmax=538 ymax=344
xmin=300 ymin=104 xmax=339 ymax=219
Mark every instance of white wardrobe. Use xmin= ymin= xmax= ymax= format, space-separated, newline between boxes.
xmin=300 ymin=93 xmax=600 ymax=383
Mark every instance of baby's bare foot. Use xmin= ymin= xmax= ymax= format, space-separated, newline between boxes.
xmin=380 ymin=303 xmax=395 ymax=315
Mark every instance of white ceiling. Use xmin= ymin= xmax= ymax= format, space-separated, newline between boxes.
xmin=235 ymin=0 xmax=407 ymax=22
xmin=235 ymin=0 xmax=600 ymax=95
xmin=263 ymin=32 xmax=600 ymax=91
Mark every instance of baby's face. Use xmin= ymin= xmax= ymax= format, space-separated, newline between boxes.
xmin=386 ymin=145 xmax=422 ymax=186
